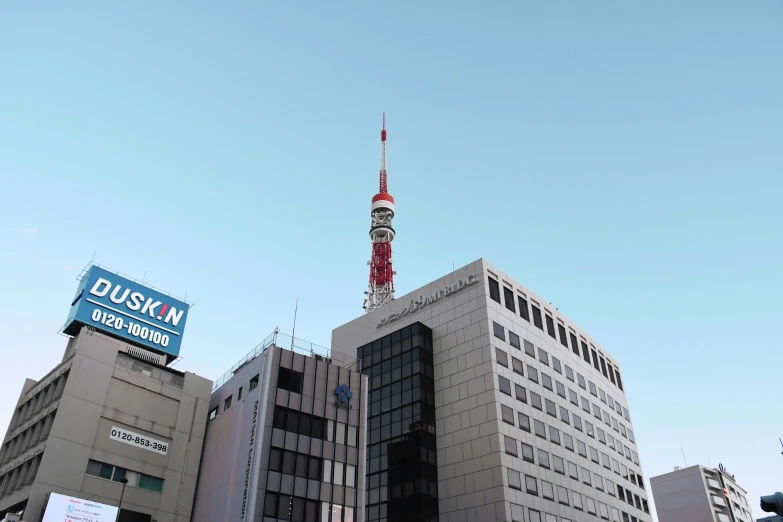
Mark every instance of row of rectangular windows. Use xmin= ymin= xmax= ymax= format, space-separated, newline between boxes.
xmin=272 ymin=406 xmax=359 ymax=447
xmin=488 ymin=276 xmax=624 ymax=391
xmin=494 ymin=321 xmax=630 ymax=422
xmin=208 ymin=373 xmax=259 ymax=421
xmin=0 ymin=452 xmax=41 ymax=499
xmin=85 ymin=459 xmax=163 ymax=493
xmin=510 ymin=469 xmax=649 ymax=519
xmin=10 ymin=370 xmax=69 ymax=430
xmin=501 ymin=433 xmax=648 ymax=519
xmin=263 ymin=491 xmax=355 ymax=522
xmin=0 ymin=409 xmax=56 ymax=465
xmin=511 ymin=495 xmax=647 ymax=522
xmin=268 ymin=448 xmax=358 ymax=488
xmin=493 ymin=335 xmax=635 ymax=442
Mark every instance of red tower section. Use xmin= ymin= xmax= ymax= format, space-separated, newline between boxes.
xmin=363 ymin=114 xmax=396 ymax=312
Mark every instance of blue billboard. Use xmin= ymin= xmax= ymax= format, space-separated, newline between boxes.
xmin=64 ymin=266 xmax=190 ymax=358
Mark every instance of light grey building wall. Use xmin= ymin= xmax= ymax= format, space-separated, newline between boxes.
xmin=192 ymin=332 xmax=367 ymax=522
xmin=333 ymin=258 xmax=651 ymax=522
xmin=650 ymin=464 xmax=754 ymax=522
xmin=757 ymin=515 xmax=783 ymax=522
xmin=0 ymin=327 xmax=212 ymax=522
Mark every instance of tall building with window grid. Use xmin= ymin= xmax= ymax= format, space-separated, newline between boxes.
xmin=332 ymin=258 xmax=651 ymax=522
xmin=191 ymin=331 xmax=368 ymax=522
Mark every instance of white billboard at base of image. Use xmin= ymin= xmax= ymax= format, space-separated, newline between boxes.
xmin=42 ymin=492 xmax=118 ymax=522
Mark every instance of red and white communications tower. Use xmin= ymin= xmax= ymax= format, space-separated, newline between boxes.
xmin=363 ymin=113 xmax=397 ymax=313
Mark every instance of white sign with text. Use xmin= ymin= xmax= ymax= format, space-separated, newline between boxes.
xmin=110 ymin=426 xmax=169 ymax=455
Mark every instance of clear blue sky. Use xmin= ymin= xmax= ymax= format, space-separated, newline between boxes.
xmin=1 ymin=2 xmax=781 ymax=519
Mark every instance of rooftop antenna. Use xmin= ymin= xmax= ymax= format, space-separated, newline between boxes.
xmin=291 ymin=298 xmax=299 ymax=352
xmin=681 ymin=445 xmax=688 ymax=467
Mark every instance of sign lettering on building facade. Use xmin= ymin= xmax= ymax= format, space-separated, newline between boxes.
xmin=376 ymin=274 xmax=480 ymax=328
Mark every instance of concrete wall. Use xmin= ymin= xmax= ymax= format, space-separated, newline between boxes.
xmin=650 ymin=466 xmax=714 ymax=522
xmin=0 ymin=328 xmax=211 ymax=522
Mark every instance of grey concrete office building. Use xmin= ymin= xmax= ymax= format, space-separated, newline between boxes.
xmin=191 ymin=331 xmax=367 ymax=522
xmin=332 ymin=258 xmax=651 ymax=522
xmin=0 ymin=327 xmax=212 ymax=522
xmin=650 ymin=464 xmax=754 ymax=522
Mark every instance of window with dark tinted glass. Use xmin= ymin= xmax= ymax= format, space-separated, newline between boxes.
xmin=556 ymin=381 xmax=566 ymax=398
xmin=503 ymin=435 xmax=518 ymax=456
xmin=501 ymin=404 xmax=514 ymax=425
xmin=488 ymin=277 xmax=500 ymax=303
xmin=564 ymin=433 xmax=574 ymax=451
xmin=589 ymin=381 xmax=598 ymax=396
xmin=581 ymin=341 xmax=591 ymax=363
xmin=534 ymin=419 xmax=546 ymax=438
xmin=512 ymin=357 xmax=524 ymax=376
xmin=545 ymin=315 xmax=556 ymax=339
xmin=545 ymin=399 xmax=557 ymax=417
xmin=507 ymin=469 xmax=522 ymax=491
xmin=498 ymin=375 xmax=511 ymax=395
xmin=615 ymin=368 xmax=624 ymax=391
xmin=552 ymin=357 xmax=562 ymax=374
xmin=537 ymin=348 xmax=549 ymax=366
xmin=549 ymin=426 xmax=561 ymax=445
xmin=565 ymin=365 xmax=574 ymax=381
xmin=503 ymin=287 xmax=515 ymax=312
xmin=542 ymin=374 xmax=553 ymax=391
xmin=514 ymin=384 xmax=527 ymax=403
xmin=577 ymin=374 xmax=586 ymax=389
xmin=521 ymin=442 xmax=534 ymax=462
xmin=559 ymin=406 xmax=570 ymax=424
xmin=278 ymin=368 xmax=304 ymax=394
xmin=557 ymin=324 xmax=568 ymax=348
xmin=496 ymin=348 xmax=508 ymax=367
xmin=518 ymin=412 xmax=531 ymax=432
xmin=527 ymin=365 xmax=539 ymax=383
xmin=537 ymin=449 xmax=550 ymax=469
xmin=591 ymin=348 xmax=600 ymax=371
xmin=530 ymin=392 xmax=542 ymax=410
xmin=569 ymin=333 xmax=580 ymax=357
xmin=509 ymin=331 xmax=520 ymax=349
xmin=600 ymin=356 xmax=608 ymax=378
xmin=569 ymin=389 xmax=578 ymax=405
xmin=531 ymin=304 xmax=543 ymax=329
xmin=525 ymin=475 xmax=538 ymax=494
xmin=492 ymin=321 xmax=505 ymax=340
xmin=524 ymin=340 xmax=536 ymax=358
xmin=573 ymin=414 xmax=583 ymax=431
xmin=518 ymin=296 xmax=530 ymax=321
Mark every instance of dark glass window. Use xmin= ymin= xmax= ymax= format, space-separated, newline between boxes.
xmin=508 ymin=469 xmax=522 ymax=490
xmin=503 ymin=287 xmax=515 ymax=312
xmin=569 ymin=333 xmax=580 ymax=357
xmin=523 ymin=340 xmax=535 ymax=358
xmin=542 ymin=373 xmax=553 ymax=391
xmin=509 ymin=331 xmax=520 ymax=349
xmin=589 ymin=381 xmax=598 ymax=396
xmin=278 ymin=368 xmax=304 ymax=394
xmin=504 ymin=435 xmax=517 ymax=456
xmin=518 ymin=413 xmax=531 ymax=431
xmin=609 ymin=365 xmax=617 ymax=385
xmin=534 ymin=419 xmax=547 ymax=438
xmin=578 ymin=374 xmax=586 ymax=389
xmin=537 ymin=449 xmax=550 ymax=469
xmin=590 ymin=446 xmax=600 ymax=463
xmin=525 ymin=475 xmax=538 ymax=495
xmin=518 ymin=296 xmax=530 ymax=321
xmin=530 ymin=392 xmax=542 ymax=410
xmin=600 ymin=356 xmax=608 ymax=378
xmin=531 ymin=305 xmax=543 ymax=329
xmin=573 ymin=414 xmax=583 ymax=431
xmin=537 ymin=348 xmax=549 ymax=366
xmin=557 ymin=324 xmax=568 ymax=347
xmin=565 ymin=365 xmax=574 ymax=381
xmin=569 ymin=389 xmax=578 ymax=405
xmin=577 ymin=440 xmax=587 ymax=458
xmin=512 ymin=357 xmax=524 ymax=375
xmin=591 ymin=348 xmax=600 ymax=371
xmin=492 ymin=321 xmax=505 ymax=340
xmin=527 ymin=365 xmax=539 ymax=383
xmin=224 ymin=395 xmax=233 ymax=411
xmin=269 ymin=448 xmax=283 ymax=471
xmin=615 ymin=368 xmax=624 ymax=391
xmin=250 ymin=374 xmax=259 ymax=390
xmin=521 ymin=443 xmax=534 ymax=462
xmin=496 ymin=348 xmax=508 ymax=367
xmin=488 ymin=277 xmax=501 ymax=303
xmin=552 ymin=357 xmax=562 ymax=374
xmin=501 ymin=404 xmax=514 ymax=425
xmin=564 ymin=433 xmax=574 ymax=451
xmin=549 ymin=426 xmax=561 ymax=445
xmin=553 ymin=455 xmax=565 ymax=475
xmin=581 ymin=341 xmax=591 ymax=364
xmin=545 ymin=315 xmax=556 ymax=339
xmin=514 ymin=384 xmax=527 ymax=403
xmin=556 ymin=381 xmax=566 ymax=398
xmin=559 ymin=406 xmax=570 ymax=424
xmin=498 ymin=375 xmax=511 ymax=395
xmin=582 ymin=396 xmax=591 ymax=413
xmin=545 ymin=399 xmax=557 ymax=417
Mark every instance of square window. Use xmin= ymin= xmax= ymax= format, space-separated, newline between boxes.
xmin=492 ymin=321 xmax=505 ymax=340
xmin=501 ymin=404 xmax=514 ymax=425
xmin=508 ymin=468 xmax=521 ymax=490
xmin=524 ymin=340 xmax=536 ymax=358
xmin=498 ymin=376 xmax=511 ymax=396
xmin=534 ymin=419 xmax=547 ymax=438
xmin=542 ymin=374 xmax=553 ymax=391
xmin=527 ymin=365 xmax=539 ymax=383
xmin=537 ymin=449 xmax=550 ymax=469
xmin=509 ymin=331 xmax=521 ymax=349
xmin=504 ymin=435 xmax=517 ymax=456
xmin=538 ymin=348 xmax=549 ymax=365
xmin=530 ymin=392 xmax=542 ymax=410
xmin=545 ymin=399 xmax=557 ymax=417
xmin=518 ymin=413 xmax=531 ymax=432
xmin=525 ymin=475 xmax=538 ymax=495
xmin=512 ymin=357 xmax=524 ymax=375
xmin=496 ymin=348 xmax=508 ymax=367
xmin=515 ymin=384 xmax=527 ymax=403
xmin=521 ymin=442 xmax=534 ymax=462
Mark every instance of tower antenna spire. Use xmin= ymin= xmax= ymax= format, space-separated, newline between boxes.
xmin=363 ymin=113 xmax=396 ymax=313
